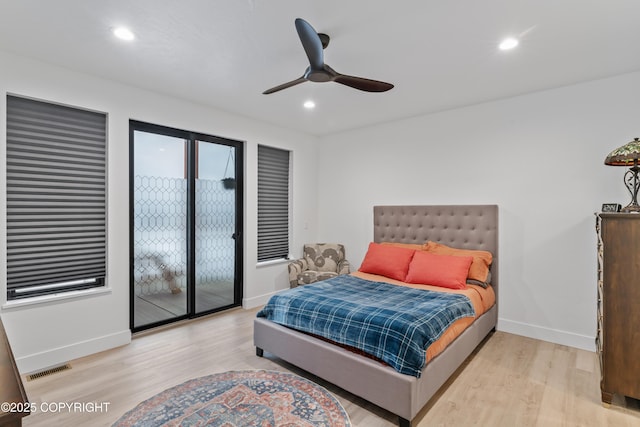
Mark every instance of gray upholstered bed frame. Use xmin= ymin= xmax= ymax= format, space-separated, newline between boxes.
xmin=254 ymin=205 xmax=498 ymax=426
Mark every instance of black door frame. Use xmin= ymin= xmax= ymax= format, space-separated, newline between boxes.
xmin=129 ymin=120 xmax=243 ymax=332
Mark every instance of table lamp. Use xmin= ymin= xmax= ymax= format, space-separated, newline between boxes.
xmin=605 ymin=137 xmax=640 ymax=213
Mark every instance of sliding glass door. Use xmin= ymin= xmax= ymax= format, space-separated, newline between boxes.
xmin=131 ymin=130 xmax=188 ymax=328
xmin=130 ymin=121 xmax=243 ymax=331
xmin=194 ymin=141 xmax=238 ymax=314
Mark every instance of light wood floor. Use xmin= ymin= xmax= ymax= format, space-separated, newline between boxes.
xmin=22 ymin=307 xmax=640 ymax=427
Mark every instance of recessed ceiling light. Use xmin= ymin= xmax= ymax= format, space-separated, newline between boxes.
xmin=303 ymin=100 xmax=316 ymax=109
xmin=499 ymin=37 xmax=519 ymax=51
xmin=113 ymin=27 xmax=135 ymax=41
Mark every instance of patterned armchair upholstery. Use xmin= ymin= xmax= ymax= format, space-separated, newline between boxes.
xmin=288 ymin=243 xmax=351 ymax=287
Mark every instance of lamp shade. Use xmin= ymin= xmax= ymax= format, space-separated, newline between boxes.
xmin=605 ymin=137 xmax=640 ymax=166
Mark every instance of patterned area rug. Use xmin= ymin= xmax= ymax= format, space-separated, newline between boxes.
xmin=112 ymin=370 xmax=351 ymax=427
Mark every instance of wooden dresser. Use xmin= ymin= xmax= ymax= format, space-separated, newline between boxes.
xmin=0 ymin=316 xmax=30 ymax=426
xmin=596 ymin=213 xmax=640 ymax=404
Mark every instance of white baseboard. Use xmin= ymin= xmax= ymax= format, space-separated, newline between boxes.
xmin=16 ymin=329 xmax=131 ymax=374
xmin=498 ymin=318 xmax=595 ymax=352
xmin=243 ymin=289 xmax=283 ymax=309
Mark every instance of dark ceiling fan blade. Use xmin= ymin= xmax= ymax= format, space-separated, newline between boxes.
xmin=333 ymin=74 xmax=394 ymax=92
xmin=295 ymin=18 xmax=324 ymax=70
xmin=263 ymin=76 xmax=307 ymax=94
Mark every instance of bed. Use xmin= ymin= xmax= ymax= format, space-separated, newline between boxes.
xmin=254 ymin=205 xmax=498 ymax=426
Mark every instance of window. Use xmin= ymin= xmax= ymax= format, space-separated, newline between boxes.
xmin=6 ymin=95 xmax=107 ymax=300
xmin=257 ymin=145 xmax=290 ymax=262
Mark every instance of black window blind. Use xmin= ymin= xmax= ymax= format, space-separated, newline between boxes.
xmin=257 ymin=145 xmax=289 ymax=262
xmin=6 ymin=95 xmax=107 ymax=299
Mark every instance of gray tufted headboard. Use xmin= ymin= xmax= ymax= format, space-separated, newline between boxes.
xmin=373 ymin=205 xmax=498 ymax=294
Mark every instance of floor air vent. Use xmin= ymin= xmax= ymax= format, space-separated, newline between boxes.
xmin=27 ymin=363 xmax=71 ymax=381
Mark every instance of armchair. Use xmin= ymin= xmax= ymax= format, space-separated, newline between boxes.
xmin=288 ymin=243 xmax=350 ymax=287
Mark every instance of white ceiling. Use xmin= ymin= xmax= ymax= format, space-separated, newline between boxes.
xmin=1 ymin=0 xmax=639 ymax=136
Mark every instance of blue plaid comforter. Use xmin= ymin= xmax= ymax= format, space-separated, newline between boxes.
xmin=257 ymin=275 xmax=475 ymax=377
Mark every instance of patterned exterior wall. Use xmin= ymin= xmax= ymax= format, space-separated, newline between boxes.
xmin=133 ymin=176 xmax=235 ymax=296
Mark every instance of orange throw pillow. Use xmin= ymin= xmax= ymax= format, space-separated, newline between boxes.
xmin=405 ymin=251 xmax=473 ymax=289
xmin=380 ymin=242 xmax=424 ymax=251
xmin=422 ymin=241 xmax=492 ymax=282
xmin=359 ymin=242 xmax=416 ymax=281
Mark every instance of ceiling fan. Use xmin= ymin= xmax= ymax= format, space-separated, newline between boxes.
xmin=263 ymin=18 xmax=394 ymax=95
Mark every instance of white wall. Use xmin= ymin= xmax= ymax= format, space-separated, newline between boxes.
xmin=0 ymin=50 xmax=319 ymax=373
xmin=317 ymin=71 xmax=640 ymax=351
